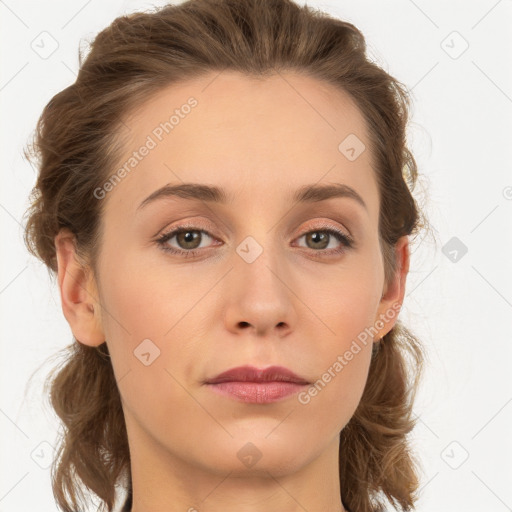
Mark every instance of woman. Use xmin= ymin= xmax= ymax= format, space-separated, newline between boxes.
xmin=23 ymin=0 xmax=428 ymax=510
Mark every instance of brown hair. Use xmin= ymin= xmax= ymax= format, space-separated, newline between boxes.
xmin=23 ymin=0 xmax=429 ymax=511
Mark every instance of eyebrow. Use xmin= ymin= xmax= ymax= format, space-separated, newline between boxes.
xmin=137 ymin=182 xmax=367 ymax=211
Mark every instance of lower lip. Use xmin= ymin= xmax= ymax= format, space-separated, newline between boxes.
xmin=205 ymin=381 xmax=308 ymax=403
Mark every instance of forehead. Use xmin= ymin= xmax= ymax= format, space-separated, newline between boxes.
xmin=105 ymin=70 xmax=379 ymax=218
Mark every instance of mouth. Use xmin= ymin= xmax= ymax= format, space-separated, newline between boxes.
xmin=203 ymin=365 xmax=310 ymax=404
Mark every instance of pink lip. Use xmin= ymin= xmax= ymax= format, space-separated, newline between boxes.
xmin=204 ymin=365 xmax=310 ymax=404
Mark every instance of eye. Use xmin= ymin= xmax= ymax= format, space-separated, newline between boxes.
xmin=294 ymin=225 xmax=354 ymax=256
xmin=155 ymin=223 xmax=354 ymax=258
xmin=156 ymin=226 xmax=219 ymax=257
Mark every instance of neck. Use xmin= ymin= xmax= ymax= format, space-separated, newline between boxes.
xmin=125 ymin=414 xmax=348 ymax=512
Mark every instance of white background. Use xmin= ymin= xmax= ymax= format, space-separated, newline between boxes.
xmin=1 ymin=0 xmax=511 ymax=511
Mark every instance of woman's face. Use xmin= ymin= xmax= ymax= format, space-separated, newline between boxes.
xmin=61 ymin=71 xmax=407 ymax=481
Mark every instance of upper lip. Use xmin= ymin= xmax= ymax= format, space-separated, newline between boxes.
xmin=204 ymin=365 xmax=310 ymax=385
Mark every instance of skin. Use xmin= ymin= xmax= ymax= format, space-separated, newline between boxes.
xmin=55 ymin=70 xmax=409 ymax=512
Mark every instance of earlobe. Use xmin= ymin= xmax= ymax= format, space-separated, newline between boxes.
xmin=55 ymin=228 xmax=105 ymax=347
xmin=373 ymin=235 xmax=410 ymax=341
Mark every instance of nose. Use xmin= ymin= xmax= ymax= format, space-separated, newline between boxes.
xmin=222 ymin=246 xmax=298 ymax=338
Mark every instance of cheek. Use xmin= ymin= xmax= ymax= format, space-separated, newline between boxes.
xmin=95 ymin=245 xmax=210 ymax=407
xmin=319 ymin=255 xmax=384 ymax=347
xmin=94 ymin=248 xmax=162 ymax=379
xmin=304 ymin=259 xmax=382 ymax=418
xmin=293 ymin=293 xmax=376 ymax=439
xmin=97 ymin=244 xmax=194 ymax=347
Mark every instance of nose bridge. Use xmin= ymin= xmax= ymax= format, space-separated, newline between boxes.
xmin=236 ymin=230 xmax=288 ymax=300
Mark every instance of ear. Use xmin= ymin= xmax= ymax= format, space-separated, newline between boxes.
xmin=54 ymin=228 xmax=105 ymax=346
xmin=373 ymin=235 xmax=410 ymax=341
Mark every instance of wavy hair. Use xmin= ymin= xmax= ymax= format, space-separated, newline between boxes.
xmin=23 ymin=0 xmax=429 ymax=510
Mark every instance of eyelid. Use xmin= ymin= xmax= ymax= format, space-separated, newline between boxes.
xmin=156 ymin=218 xmax=351 ymax=242
xmin=154 ymin=217 xmax=219 ymax=238
xmin=297 ymin=219 xmax=351 ymax=237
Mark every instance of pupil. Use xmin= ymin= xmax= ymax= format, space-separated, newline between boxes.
xmin=309 ymin=231 xmax=328 ymax=249
xmin=178 ymin=230 xmax=200 ymax=249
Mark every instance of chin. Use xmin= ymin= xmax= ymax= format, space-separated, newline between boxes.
xmin=197 ymin=433 xmax=313 ymax=477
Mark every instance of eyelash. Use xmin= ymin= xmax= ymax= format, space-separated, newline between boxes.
xmin=155 ymin=222 xmax=354 ymax=259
